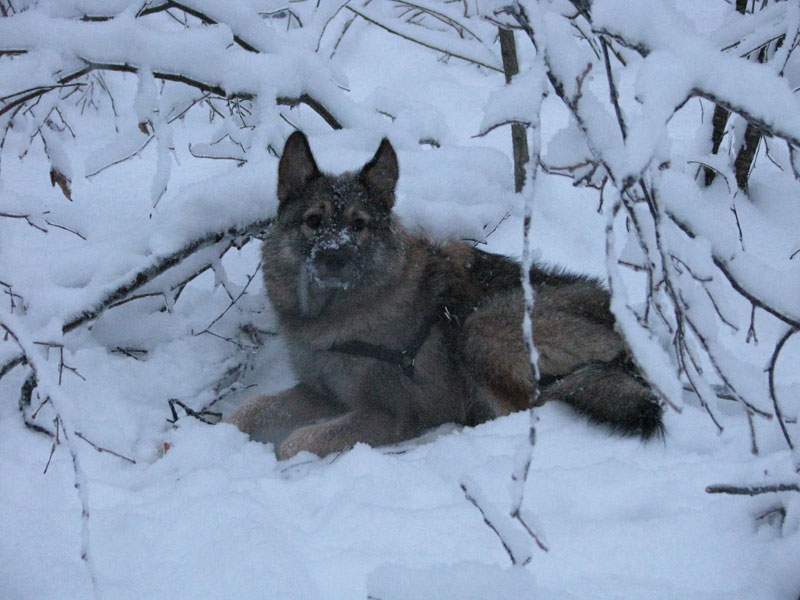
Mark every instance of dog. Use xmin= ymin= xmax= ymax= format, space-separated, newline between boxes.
xmin=226 ymin=131 xmax=663 ymax=459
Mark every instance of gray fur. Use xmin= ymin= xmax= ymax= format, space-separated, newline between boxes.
xmin=226 ymin=132 xmax=663 ymax=459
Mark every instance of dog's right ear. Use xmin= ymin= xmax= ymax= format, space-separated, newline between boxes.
xmin=278 ymin=131 xmax=320 ymax=203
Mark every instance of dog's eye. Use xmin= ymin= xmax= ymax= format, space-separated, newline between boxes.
xmin=304 ymin=214 xmax=323 ymax=229
xmin=351 ymin=217 xmax=367 ymax=232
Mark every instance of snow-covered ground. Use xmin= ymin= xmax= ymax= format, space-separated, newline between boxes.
xmin=1 ymin=2 xmax=798 ymax=599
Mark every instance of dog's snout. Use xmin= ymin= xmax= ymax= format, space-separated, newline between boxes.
xmin=316 ymin=248 xmax=350 ymax=272
xmin=313 ymin=244 xmax=359 ymax=276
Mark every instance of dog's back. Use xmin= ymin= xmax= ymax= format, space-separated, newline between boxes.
xmin=457 ymin=250 xmax=661 ymax=437
xmin=420 ymin=242 xmax=662 ymax=438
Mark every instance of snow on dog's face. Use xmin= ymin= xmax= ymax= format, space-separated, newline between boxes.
xmin=296 ymin=177 xmax=378 ymax=290
xmin=264 ymin=132 xmax=404 ymax=313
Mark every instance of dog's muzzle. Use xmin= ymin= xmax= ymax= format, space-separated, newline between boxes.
xmin=308 ymin=245 xmax=359 ymax=288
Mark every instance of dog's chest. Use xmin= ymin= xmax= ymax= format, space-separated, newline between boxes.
xmin=282 ymin=310 xmax=448 ymax=411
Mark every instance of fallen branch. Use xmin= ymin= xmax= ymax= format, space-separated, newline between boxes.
xmin=167 ymin=398 xmax=222 ymax=425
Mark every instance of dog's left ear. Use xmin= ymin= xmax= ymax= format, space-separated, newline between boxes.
xmin=359 ymin=138 xmax=398 ymax=210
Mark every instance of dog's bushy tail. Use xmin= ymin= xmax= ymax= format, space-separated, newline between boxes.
xmin=541 ymin=361 xmax=664 ymax=440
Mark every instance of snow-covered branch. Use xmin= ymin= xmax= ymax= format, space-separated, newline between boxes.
xmin=0 ymin=215 xmax=272 ymax=384
xmin=591 ymin=0 xmax=800 ymax=151
xmin=460 ymin=477 xmax=535 ymax=566
xmin=0 ymin=309 xmax=101 ymax=598
xmin=61 ymin=217 xmax=271 ymax=334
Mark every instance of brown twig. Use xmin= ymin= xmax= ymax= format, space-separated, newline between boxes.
xmin=75 ymin=431 xmax=136 ymax=464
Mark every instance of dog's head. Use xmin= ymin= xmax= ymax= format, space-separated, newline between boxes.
xmin=269 ymin=131 xmax=401 ymax=295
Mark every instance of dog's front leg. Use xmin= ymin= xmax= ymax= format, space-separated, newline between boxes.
xmin=278 ymin=409 xmax=417 ymax=460
xmin=225 ymin=384 xmax=344 ymax=445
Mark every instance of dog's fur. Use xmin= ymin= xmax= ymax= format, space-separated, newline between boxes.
xmin=226 ymin=132 xmax=663 ymax=459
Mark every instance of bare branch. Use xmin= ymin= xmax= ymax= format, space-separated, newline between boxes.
xmin=1 ymin=63 xmax=344 ymax=133
xmin=398 ymin=0 xmax=485 ymax=41
xmin=706 ymin=483 xmax=800 ymax=496
xmin=665 ymin=211 xmax=800 ymax=329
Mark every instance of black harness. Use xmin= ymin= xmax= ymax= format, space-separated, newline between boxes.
xmin=328 ymin=309 xmax=442 ymax=379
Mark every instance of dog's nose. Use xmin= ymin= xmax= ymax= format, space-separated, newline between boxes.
xmin=315 ymin=247 xmax=355 ymax=273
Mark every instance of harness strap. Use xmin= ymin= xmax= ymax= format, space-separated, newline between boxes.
xmin=328 ymin=309 xmax=441 ymax=379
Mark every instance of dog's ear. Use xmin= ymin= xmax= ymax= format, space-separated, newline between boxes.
xmin=278 ymin=131 xmax=320 ymax=203
xmin=359 ymin=138 xmax=398 ymax=210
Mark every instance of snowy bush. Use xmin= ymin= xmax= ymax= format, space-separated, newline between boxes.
xmin=1 ymin=1 xmax=798 ymax=598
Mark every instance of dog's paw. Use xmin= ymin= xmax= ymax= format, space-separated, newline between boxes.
xmin=278 ymin=422 xmax=349 ymax=460
xmin=277 ymin=436 xmax=307 ymax=461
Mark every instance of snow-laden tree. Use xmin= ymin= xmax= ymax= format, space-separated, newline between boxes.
xmin=483 ymin=0 xmax=800 ymax=527
xmin=1 ymin=0 xmax=799 ymax=591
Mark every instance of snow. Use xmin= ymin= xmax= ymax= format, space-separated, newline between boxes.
xmin=3 ymin=401 xmax=797 ymax=599
xmin=1 ymin=2 xmax=799 ymax=599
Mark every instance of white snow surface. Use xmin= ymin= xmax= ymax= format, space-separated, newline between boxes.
xmin=1 ymin=2 xmax=799 ymax=599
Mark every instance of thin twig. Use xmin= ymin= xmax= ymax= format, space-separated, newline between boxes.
xmin=460 ymin=482 xmax=523 ymax=566
xmin=346 ymin=5 xmax=503 ymax=72
xmin=62 ymin=220 xmax=270 ymax=334
xmin=167 ymin=398 xmax=222 ymax=425
xmin=706 ymin=483 xmax=800 ymax=496
xmin=391 ymin=0 xmax=485 ymax=42
xmin=75 ymin=431 xmax=136 ymax=464
xmin=196 ymin=257 xmax=263 ymax=335
xmin=767 ymin=327 xmax=797 ymax=450
xmin=600 ymin=37 xmax=627 ymax=141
